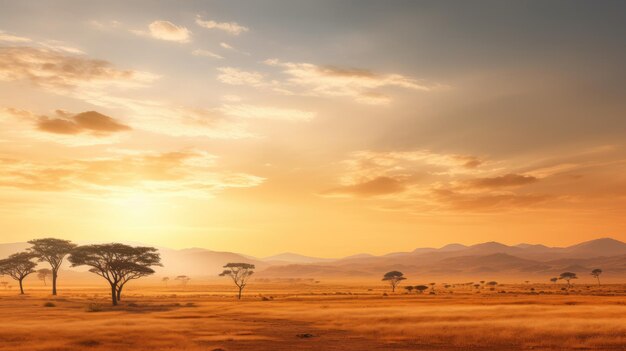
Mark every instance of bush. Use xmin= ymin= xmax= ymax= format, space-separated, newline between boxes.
xmin=43 ymin=302 xmax=56 ymax=307
xmin=86 ymin=303 xmax=103 ymax=312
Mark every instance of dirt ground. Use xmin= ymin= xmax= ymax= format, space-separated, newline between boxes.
xmin=0 ymin=282 xmax=624 ymax=351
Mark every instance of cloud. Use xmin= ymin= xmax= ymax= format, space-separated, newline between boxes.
xmin=262 ymin=59 xmax=435 ymax=104
xmin=0 ymin=30 xmax=31 ymax=43
xmin=195 ymin=16 xmax=249 ymax=35
xmin=220 ymin=42 xmax=234 ymax=50
xmin=0 ymin=150 xmax=264 ymax=197
xmin=322 ymin=149 xmax=554 ymax=212
xmin=217 ymin=67 xmax=264 ymax=86
xmin=432 ymin=188 xmax=550 ymax=211
xmin=466 ymin=173 xmax=538 ymax=188
xmin=220 ymin=104 xmax=315 ymax=121
xmin=323 ymin=176 xmax=406 ymax=197
xmin=0 ymin=46 xmax=157 ymax=92
xmin=192 ymin=49 xmax=223 ymax=59
xmin=135 ymin=20 xmax=191 ymax=43
xmin=36 ymin=111 xmax=131 ymax=136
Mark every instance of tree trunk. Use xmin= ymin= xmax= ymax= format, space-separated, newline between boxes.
xmin=391 ymin=284 xmax=396 ymax=293
xmin=597 ymin=277 xmax=601 ymax=286
xmin=110 ymin=284 xmax=118 ymax=306
xmin=117 ymin=284 xmax=123 ymax=301
xmin=52 ymin=270 xmax=58 ymax=296
xmin=19 ymin=278 xmax=24 ymax=294
xmin=238 ymin=286 xmax=242 ymax=300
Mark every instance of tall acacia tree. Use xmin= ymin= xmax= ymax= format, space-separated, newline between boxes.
xmin=28 ymin=238 xmax=76 ymax=295
xmin=382 ymin=271 xmax=406 ymax=292
xmin=590 ymin=268 xmax=602 ymax=286
xmin=219 ymin=263 xmax=255 ymax=300
xmin=558 ymin=272 xmax=578 ymax=289
xmin=0 ymin=252 xmax=36 ymax=294
xmin=68 ymin=243 xmax=161 ymax=306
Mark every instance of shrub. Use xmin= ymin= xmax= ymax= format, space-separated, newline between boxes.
xmin=43 ymin=302 xmax=56 ymax=307
xmin=86 ymin=303 xmax=103 ymax=312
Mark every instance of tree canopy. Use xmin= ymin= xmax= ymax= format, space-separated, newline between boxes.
xmin=68 ymin=243 xmax=161 ymax=305
xmin=219 ymin=262 xmax=255 ymax=299
xmin=382 ymin=271 xmax=406 ymax=292
xmin=28 ymin=238 xmax=76 ymax=295
xmin=0 ymin=252 xmax=36 ymax=294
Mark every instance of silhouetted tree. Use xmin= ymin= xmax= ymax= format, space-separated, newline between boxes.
xmin=429 ymin=282 xmax=436 ymax=291
xmin=68 ymin=244 xmax=161 ymax=306
xmin=558 ymin=272 xmax=578 ymax=288
xmin=175 ymin=275 xmax=191 ymax=286
xmin=162 ymin=276 xmax=170 ymax=287
xmin=28 ymin=238 xmax=76 ymax=295
xmin=219 ymin=263 xmax=255 ymax=299
xmin=590 ymin=268 xmax=602 ymax=286
xmin=473 ymin=283 xmax=481 ymax=289
xmin=550 ymin=277 xmax=558 ymax=284
xmin=414 ymin=285 xmax=428 ymax=294
xmin=404 ymin=286 xmax=414 ymax=294
xmin=486 ymin=281 xmax=498 ymax=287
xmin=37 ymin=268 xmax=52 ymax=286
xmin=0 ymin=252 xmax=36 ymax=294
xmin=382 ymin=271 xmax=406 ymax=292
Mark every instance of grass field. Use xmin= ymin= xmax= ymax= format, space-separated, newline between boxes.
xmin=0 ymin=283 xmax=624 ymax=350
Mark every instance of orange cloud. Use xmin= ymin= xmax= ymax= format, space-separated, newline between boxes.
xmin=466 ymin=173 xmax=538 ymax=188
xmin=0 ymin=46 xmax=157 ymax=91
xmin=36 ymin=111 xmax=130 ymax=136
xmin=323 ymin=176 xmax=406 ymax=197
xmin=0 ymin=150 xmax=263 ymax=196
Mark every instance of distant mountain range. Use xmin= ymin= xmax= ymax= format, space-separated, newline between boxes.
xmin=1 ymin=238 xmax=625 ymax=281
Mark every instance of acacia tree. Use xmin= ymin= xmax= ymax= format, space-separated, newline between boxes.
xmin=68 ymin=244 xmax=161 ymax=306
xmin=37 ymin=268 xmax=52 ymax=286
xmin=559 ymin=272 xmax=578 ymax=288
xmin=175 ymin=275 xmax=191 ymax=286
xmin=414 ymin=285 xmax=429 ymax=294
xmin=404 ymin=286 xmax=414 ymax=294
xmin=382 ymin=271 xmax=406 ymax=292
xmin=162 ymin=277 xmax=170 ymax=287
xmin=219 ymin=263 xmax=255 ymax=299
xmin=0 ymin=252 xmax=36 ymax=294
xmin=550 ymin=277 xmax=558 ymax=284
xmin=28 ymin=238 xmax=76 ymax=295
xmin=590 ymin=268 xmax=602 ymax=286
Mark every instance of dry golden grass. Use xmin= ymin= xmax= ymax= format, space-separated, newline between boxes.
xmin=0 ymin=283 xmax=624 ymax=350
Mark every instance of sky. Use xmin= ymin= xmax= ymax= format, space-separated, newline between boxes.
xmin=0 ymin=0 xmax=625 ymax=257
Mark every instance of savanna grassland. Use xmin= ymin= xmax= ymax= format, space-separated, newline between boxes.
xmin=0 ymin=282 xmax=625 ymax=351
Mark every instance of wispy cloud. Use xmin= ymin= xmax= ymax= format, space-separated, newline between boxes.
xmin=0 ymin=150 xmax=264 ymax=197
xmin=196 ymin=16 xmax=249 ymax=35
xmin=133 ymin=20 xmax=191 ymax=43
xmin=217 ymin=67 xmax=264 ymax=86
xmin=192 ymin=49 xmax=223 ymax=59
xmin=0 ymin=30 xmax=31 ymax=43
xmin=220 ymin=104 xmax=315 ymax=122
xmin=0 ymin=46 xmax=157 ymax=92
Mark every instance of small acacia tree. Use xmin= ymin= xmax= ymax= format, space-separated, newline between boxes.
xmin=28 ymin=238 xmax=76 ymax=295
xmin=559 ymin=272 xmax=578 ymax=288
xmin=415 ymin=285 xmax=429 ymax=294
xmin=37 ymin=268 xmax=52 ymax=286
xmin=68 ymin=243 xmax=161 ymax=306
xmin=382 ymin=271 xmax=406 ymax=292
xmin=550 ymin=277 xmax=558 ymax=284
xmin=162 ymin=276 xmax=170 ymax=287
xmin=590 ymin=268 xmax=602 ymax=286
xmin=175 ymin=275 xmax=191 ymax=286
xmin=219 ymin=263 xmax=255 ymax=300
xmin=0 ymin=252 xmax=36 ymax=294
xmin=404 ymin=286 xmax=414 ymax=294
